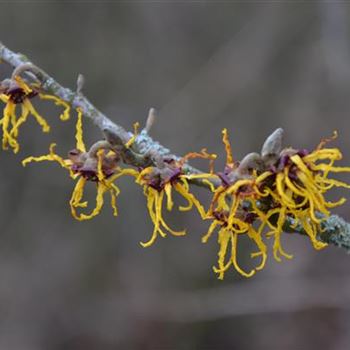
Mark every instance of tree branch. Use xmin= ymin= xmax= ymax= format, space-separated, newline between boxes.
xmin=1 ymin=42 xmax=350 ymax=251
xmin=0 ymin=42 xmax=214 ymax=188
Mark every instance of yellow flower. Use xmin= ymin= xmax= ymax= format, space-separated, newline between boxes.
xmin=203 ymin=180 xmax=267 ymax=280
xmin=68 ymin=150 xmax=135 ymax=220
xmin=255 ymin=132 xmax=350 ymax=259
xmin=22 ymin=108 xmax=135 ymax=220
xmin=0 ymin=76 xmax=70 ymax=153
xmin=203 ymin=129 xmax=350 ymax=279
xmin=136 ymin=150 xmax=216 ymax=247
xmin=202 ymin=129 xmax=268 ymax=279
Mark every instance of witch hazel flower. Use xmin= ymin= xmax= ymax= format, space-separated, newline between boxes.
xmin=0 ymin=75 xmax=70 ymax=153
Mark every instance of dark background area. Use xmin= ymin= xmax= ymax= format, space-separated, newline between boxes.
xmin=1 ymin=2 xmax=350 ymax=350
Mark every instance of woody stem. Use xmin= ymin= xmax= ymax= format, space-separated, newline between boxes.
xmin=1 ymin=42 xmax=350 ymax=250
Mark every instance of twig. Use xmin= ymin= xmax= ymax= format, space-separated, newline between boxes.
xmin=1 ymin=42 xmax=350 ymax=251
xmin=0 ymin=42 xmax=216 ymax=188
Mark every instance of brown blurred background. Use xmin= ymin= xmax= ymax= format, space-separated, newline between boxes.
xmin=1 ymin=2 xmax=350 ymax=350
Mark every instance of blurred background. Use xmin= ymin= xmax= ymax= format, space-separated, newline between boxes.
xmin=1 ymin=1 xmax=350 ymax=349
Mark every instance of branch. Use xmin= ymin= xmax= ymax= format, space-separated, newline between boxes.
xmin=284 ymin=214 xmax=350 ymax=252
xmin=0 ymin=42 xmax=216 ymax=189
xmin=1 ymin=42 xmax=350 ymax=252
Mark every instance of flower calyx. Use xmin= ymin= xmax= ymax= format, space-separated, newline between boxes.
xmin=68 ymin=145 xmax=121 ymax=182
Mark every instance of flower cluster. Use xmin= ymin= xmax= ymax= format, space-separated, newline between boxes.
xmin=3 ymin=71 xmax=350 ymax=280
xmin=22 ymin=109 xmax=135 ymax=221
xmin=202 ymin=129 xmax=350 ymax=279
xmin=23 ymin=119 xmax=217 ymax=248
xmin=135 ymin=149 xmax=216 ymax=247
xmin=0 ymin=76 xmax=70 ymax=153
